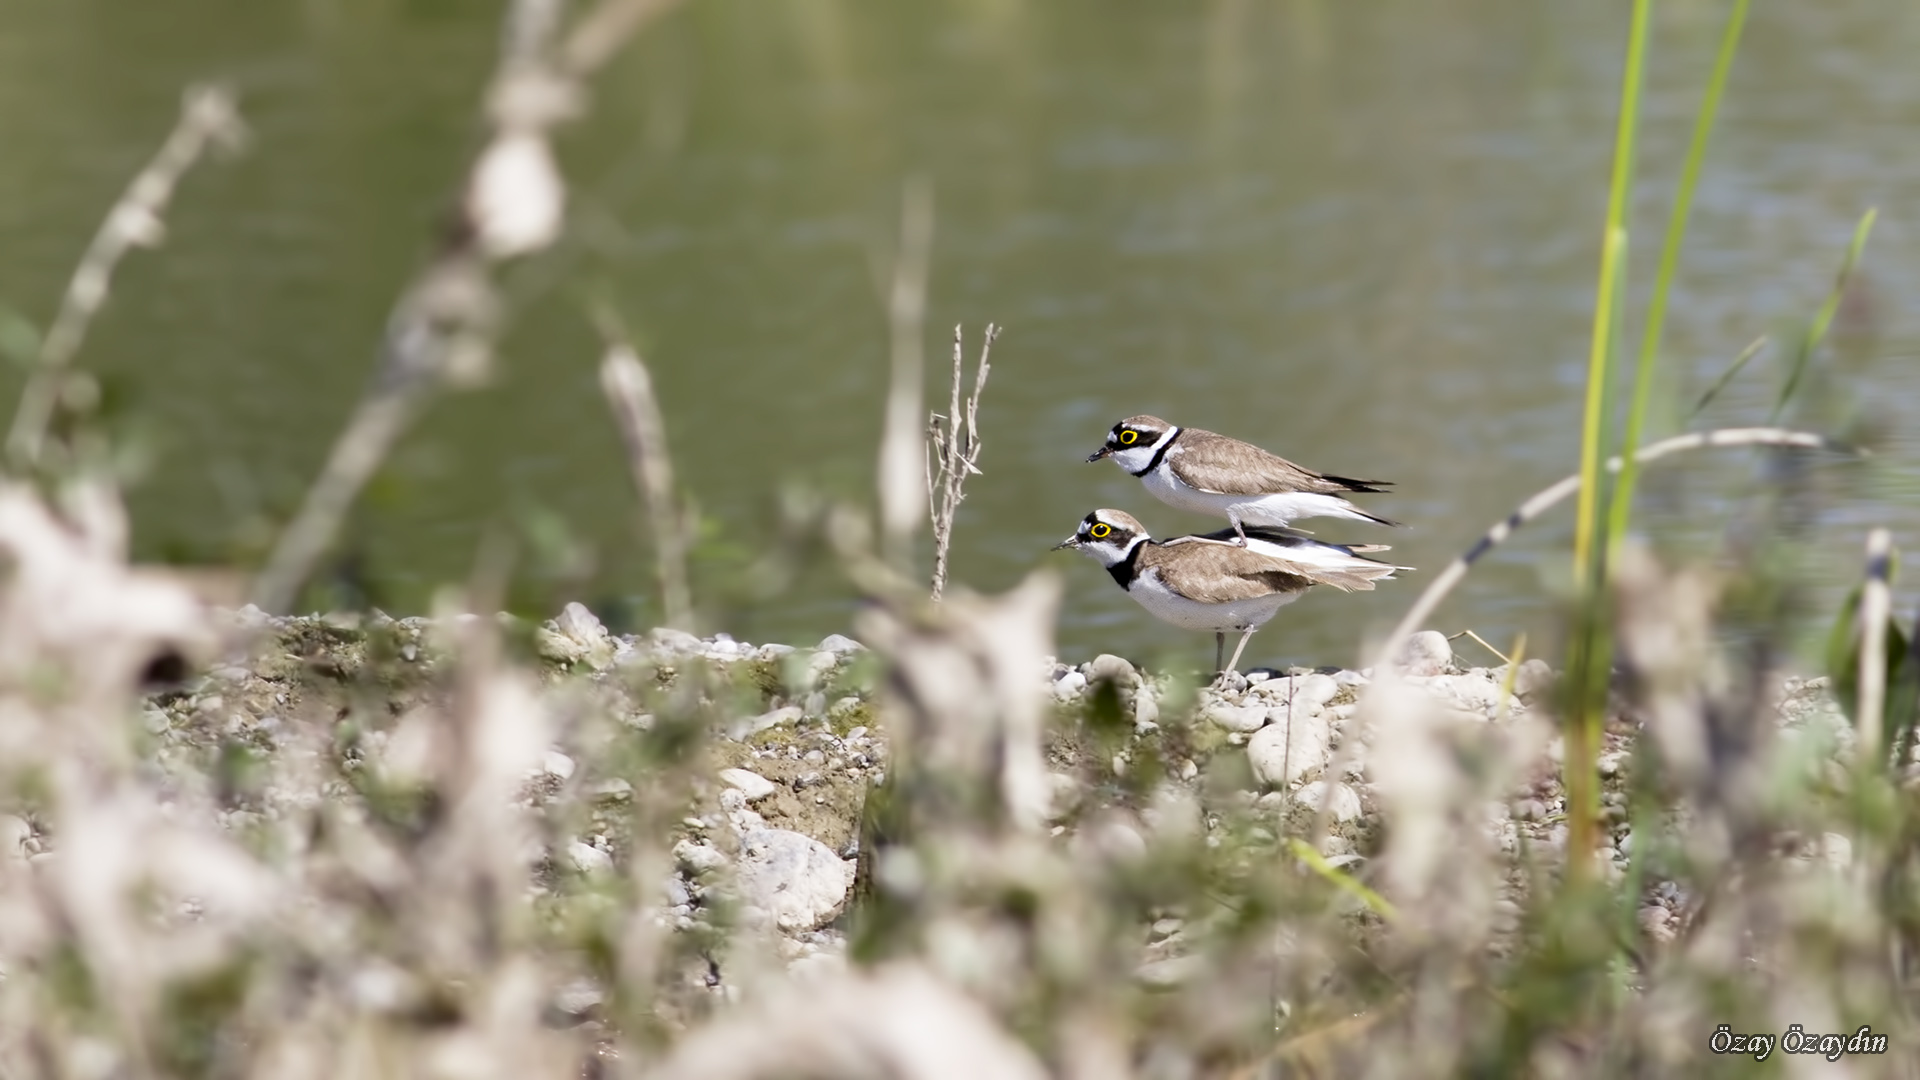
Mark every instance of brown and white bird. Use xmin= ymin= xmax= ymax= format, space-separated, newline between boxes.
xmin=1053 ymin=509 xmax=1406 ymax=673
xmin=1087 ymin=415 xmax=1395 ymax=544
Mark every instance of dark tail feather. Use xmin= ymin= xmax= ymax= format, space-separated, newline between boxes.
xmin=1317 ymin=473 xmax=1399 ymax=526
xmin=1319 ymin=472 xmax=1395 ymax=494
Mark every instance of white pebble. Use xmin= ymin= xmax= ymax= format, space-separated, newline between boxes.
xmin=1134 ymin=691 xmax=1160 ymax=730
xmin=673 ymin=840 xmax=730 ymax=873
xmin=1294 ymin=780 xmax=1363 ymax=822
xmin=568 ymin=841 xmax=613 ymax=875
xmin=1514 ymin=658 xmax=1556 ymax=701
xmin=554 ymin=602 xmax=607 ymax=643
xmin=590 ymin=778 xmax=633 ymax=802
xmin=1052 ymin=671 xmax=1088 ymax=701
xmin=1203 ymin=701 xmax=1268 ymax=733
xmin=1247 ymin=711 xmax=1333 ymax=787
xmin=817 ymin=634 xmax=866 ymax=654
xmin=647 ymin=627 xmax=703 ymax=654
xmin=806 ymin=650 xmax=839 ymax=683
xmin=719 ymin=768 xmax=778 ymax=801
xmin=1252 ymin=673 xmax=1340 ymax=711
xmin=1423 ymin=674 xmax=1511 ymax=716
xmin=1393 ymin=630 xmax=1452 ymax=677
xmin=1086 ymin=653 xmax=1141 ymax=688
xmin=733 ymin=829 xmax=854 ymax=932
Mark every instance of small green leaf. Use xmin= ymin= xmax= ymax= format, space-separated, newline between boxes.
xmin=1774 ymin=207 xmax=1878 ymax=422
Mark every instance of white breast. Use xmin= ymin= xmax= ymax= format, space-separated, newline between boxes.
xmin=1124 ymin=569 xmax=1302 ymax=632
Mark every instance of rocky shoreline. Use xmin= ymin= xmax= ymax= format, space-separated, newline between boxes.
xmin=115 ymin=602 xmax=1852 ymax=991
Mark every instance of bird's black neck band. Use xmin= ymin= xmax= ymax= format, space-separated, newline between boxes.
xmin=1130 ymin=428 xmax=1180 ymax=478
xmin=1105 ymin=541 xmax=1143 ymax=588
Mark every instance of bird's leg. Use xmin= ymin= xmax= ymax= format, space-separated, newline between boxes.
xmin=1224 ymin=629 xmax=1255 ymax=675
xmin=1229 ymin=509 xmax=1249 ymax=547
xmin=1214 ymin=632 xmax=1226 ymax=674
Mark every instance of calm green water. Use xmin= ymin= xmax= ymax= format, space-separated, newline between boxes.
xmin=2 ymin=1 xmax=1917 ymax=670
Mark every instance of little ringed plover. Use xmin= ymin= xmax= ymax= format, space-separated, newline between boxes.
xmin=1088 ymin=414 xmax=1396 ymax=544
xmin=1053 ymin=508 xmax=1407 ymax=674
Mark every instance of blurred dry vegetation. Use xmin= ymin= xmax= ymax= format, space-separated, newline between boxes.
xmin=1 ymin=1 xmax=1918 ymax=1077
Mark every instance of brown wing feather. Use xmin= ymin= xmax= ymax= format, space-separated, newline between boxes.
xmin=1299 ymin=566 xmax=1396 ymax=593
xmin=1154 ymin=533 xmax=1406 ymax=595
xmin=1166 ymin=428 xmax=1390 ymax=496
xmin=1137 ymin=543 xmax=1315 ymax=604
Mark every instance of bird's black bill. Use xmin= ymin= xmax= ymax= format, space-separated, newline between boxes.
xmin=1086 ymin=446 xmax=1112 ymax=462
xmin=1052 ymin=536 xmax=1081 ymax=551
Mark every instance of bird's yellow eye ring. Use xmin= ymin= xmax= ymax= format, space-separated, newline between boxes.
xmin=1089 ymin=522 xmax=1112 ymax=539
xmin=1119 ymin=430 xmax=1139 ymax=445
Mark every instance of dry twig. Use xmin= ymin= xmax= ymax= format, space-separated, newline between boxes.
xmin=599 ymin=337 xmax=694 ymax=632
xmin=7 ymin=86 xmax=247 ymax=469
xmin=249 ymin=0 xmax=682 ymax=613
xmin=1448 ymin=628 xmax=1512 ymax=666
xmin=1370 ymin=427 xmax=1857 ymax=672
xmin=927 ymin=323 xmax=999 ymax=601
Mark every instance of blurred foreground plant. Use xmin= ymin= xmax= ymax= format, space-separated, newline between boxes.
xmin=1 ymin=0 xmax=1917 ymax=1076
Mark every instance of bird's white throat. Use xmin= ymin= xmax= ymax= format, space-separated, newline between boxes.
xmin=1108 ymin=426 xmax=1178 ymax=476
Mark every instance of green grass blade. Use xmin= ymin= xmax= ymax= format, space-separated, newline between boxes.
xmin=1289 ymin=839 xmax=1398 ymax=922
xmin=1690 ymin=334 xmax=1768 ymax=418
xmin=1607 ymin=0 xmax=1749 ymax=549
xmin=1572 ymin=228 xmax=1629 ymax=594
xmin=1567 ymin=0 xmax=1653 ymax=884
xmin=1771 ymin=206 xmax=1878 ymax=422
xmin=1578 ymin=5 xmax=1748 ymax=893
xmin=1573 ymin=0 xmax=1653 ymax=591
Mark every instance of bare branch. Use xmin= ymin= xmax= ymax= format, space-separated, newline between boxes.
xmin=249 ymin=0 xmax=673 ymax=613
xmin=1370 ymin=427 xmax=1860 ymax=672
xmin=928 ymin=322 xmax=998 ymax=600
xmin=560 ymin=0 xmax=685 ymax=78
xmin=924 ymin=411 xmax=943 ymax=515
xmin=249 ymin=395 xmax=421 ymax=615
xmin=7 ymin=86 xmax=247 ymax=469
xmin=599 ymin=339 xmax=694 ymax=632
xmin=943 ymin=325 xmax=964 ymax=502
xmin=962 ymin=325 xmax=994 ymax=469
